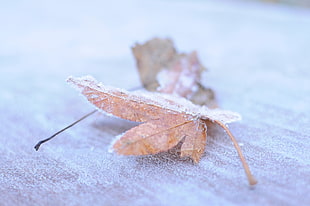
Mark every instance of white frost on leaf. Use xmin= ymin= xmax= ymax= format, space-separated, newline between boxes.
xmin=67 ymin=75 xmax=241 ymax=124
xmin=108 ymin=132 xmax=126 ymax=153
xmin=156 ymin=69 xmax=170 ymax=91
xmin=156 ymin=52 xmax=201 ymax=99
xmin=199 ymin=107 xmax=242 ymax=124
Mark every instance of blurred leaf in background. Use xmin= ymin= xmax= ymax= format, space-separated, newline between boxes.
xmin=253 ymin=0 xmax=310 ymax=7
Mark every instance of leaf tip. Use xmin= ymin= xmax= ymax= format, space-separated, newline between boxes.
xmin=108 ymin=133 xmax=125 ymax=154
xmin=249 ymin=177 xmax=258 ymax=186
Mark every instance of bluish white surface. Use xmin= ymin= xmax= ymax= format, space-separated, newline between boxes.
xmin=0 ymin=0 xmax=309 ymax=205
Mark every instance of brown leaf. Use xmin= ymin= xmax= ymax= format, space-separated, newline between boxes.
xmin=113 ymin=117 xmax=193 ymax=156
xmin=156 ymin=51 xmax=201 ymax=98
xmin=68 ymin=76 xmax=168 ymax=122
xmin=132 ymin=38 xmax=216 ymax=107
xmin=179 ymin=120 xmax=207 ymax=163
xmin=132 ymin=38 xmax=176 ymax=91
xmin=67 ymin=75 xmax=257 ymax=185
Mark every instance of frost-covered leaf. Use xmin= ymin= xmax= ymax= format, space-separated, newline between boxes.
xmin=67 ymin=76 xmax=257 ymax=185
xmin=67 ymin=76 xmax=240 ymax=124
xmin=179 ymin=120 xmax=207 ymax=163
xmin=132 ymin=38 xmax=216 ymax=107
xmin=157 ymin=51 xmax=201 ymax=98
xmin=113 ymin=117 xmax=193 ymax=156
xmin=132 ymin=38 xmax=176 ymax=91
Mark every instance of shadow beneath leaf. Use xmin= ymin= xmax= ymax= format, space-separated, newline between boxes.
xmin=92 ymin=116 xmax=139 ymax=136
xmin=134 ymin=137 xmax=195 ymax=167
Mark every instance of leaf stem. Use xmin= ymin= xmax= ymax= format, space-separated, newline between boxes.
xmin=214 ymin=120 xmax=257 ymax=186
xmin=34 ymin=85 xmax=145 ymax=151
xmin=34 ymin=110 xmax=97 ymax=151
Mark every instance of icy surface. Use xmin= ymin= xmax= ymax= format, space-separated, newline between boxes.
xmin=1 ymin=0 xmax=310 ymax=206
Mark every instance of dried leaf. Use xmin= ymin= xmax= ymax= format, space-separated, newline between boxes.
xmin=68 ymin=76 xmax=257 ymax=185
xmin=179 ymin=120 xmax=207 ymax=163
xmin=113 ymin=117 xmax=191 ymax=156
xmin=132 ymin=38 xmax=216 ymax=107
xmin=156 ymin=51 xmax=201 ymax=98
xmin=132 ymin=38 xmax=176 ymax=91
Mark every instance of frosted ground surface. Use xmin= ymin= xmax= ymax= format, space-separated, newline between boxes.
xmin=0 ymin=0 xmax=309 ymax=205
